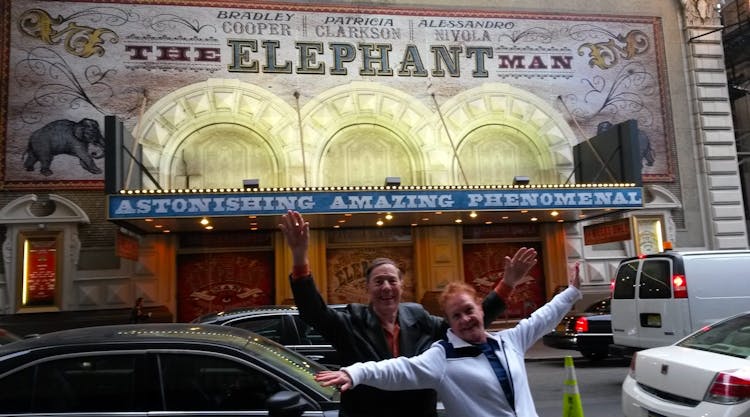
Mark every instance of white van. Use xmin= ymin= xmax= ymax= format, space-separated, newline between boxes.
xmin=610 ymin=249 xmax=750 ymax=356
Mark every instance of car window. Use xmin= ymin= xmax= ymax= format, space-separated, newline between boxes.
xmin=613 ymin=261 xmax=638 ymax=299
xmin=231 ymin=316 xmax=284 ymax=343
xmin=638 ymin=259 xmax=671 ymax=299
xmin=678 ymin=313 xmax=750 ymax=357
xmin=293 ymin=315 xmax=327 ymax=345
xmin=0 ymin=363 xmax=34 ymax=412
xmin=0 ymin=354 xmax=149 ymax=413
xmin=160 ymin=353 xmax=283 ymax=411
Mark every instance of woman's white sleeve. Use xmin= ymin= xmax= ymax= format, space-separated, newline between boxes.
xmin=344 ymin=345 xmax=445 ymax=391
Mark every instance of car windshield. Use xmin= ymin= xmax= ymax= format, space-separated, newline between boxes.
xmin=243 ymin=333 xmax=338 ymax=399
xmin=677 ymin=313 xmax=750 ymax=358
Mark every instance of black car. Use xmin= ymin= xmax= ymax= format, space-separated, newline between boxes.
xmin=193 ymin=305 xmax=345 ymax=369
xmin=0 ymin=323 xmax=340 ymax=416
xmin=542 ymin=297 xmax=613 ymax=360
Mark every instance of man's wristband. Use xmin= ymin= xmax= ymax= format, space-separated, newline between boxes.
xmin=292 ymin=264 xmax=311 ymax=279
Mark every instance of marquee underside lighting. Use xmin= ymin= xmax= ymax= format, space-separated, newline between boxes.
xmin=119 ymin=183 xmax=638 ymax=194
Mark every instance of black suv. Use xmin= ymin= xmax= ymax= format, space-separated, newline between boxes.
xmin=542 ymin=297 xmax=613 ymax=360
xmin=193 ymin=305 xmax=345 ymax=369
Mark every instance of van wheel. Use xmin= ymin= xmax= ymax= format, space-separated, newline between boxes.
xmin=580 ymin=350 xmax=608 ymax=361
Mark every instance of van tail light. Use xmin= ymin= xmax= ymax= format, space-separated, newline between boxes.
xmin=672 ymin=274 xmax=688 ymax=298
xmin=705 ymin=370 xmax=750 ymax=404
xmin=574 ymin=317 xmax=589 ymax=332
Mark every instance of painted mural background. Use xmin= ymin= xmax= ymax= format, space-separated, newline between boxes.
xmin=177 ymin=251 xmax=274 ymax=321
xmin=326 ymin=245 xmax=415 ymax=304
xmin=2 ymin=0 xmax=673 ymax=189
xmin=463 ymin=242 xmax=545 ymax=319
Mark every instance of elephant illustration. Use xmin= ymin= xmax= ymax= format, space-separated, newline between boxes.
xmin=23 ymin=118 xmax=106 ymax=176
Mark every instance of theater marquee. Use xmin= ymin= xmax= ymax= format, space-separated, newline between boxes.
xmin=109 ymin=186 xmax=643 ymax=219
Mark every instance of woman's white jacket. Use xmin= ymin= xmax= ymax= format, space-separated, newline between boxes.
xmin=344 ymin=286 xmax=583 ymax=417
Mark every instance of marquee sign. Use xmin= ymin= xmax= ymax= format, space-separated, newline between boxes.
xmin=108 ymin=186 xmax=643 ymax=219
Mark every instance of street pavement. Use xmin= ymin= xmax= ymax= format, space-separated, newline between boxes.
xmin=526 ymin=339 xmax=581 ymax=361
xmin=488 ymin=319 xmax=582 ymax=361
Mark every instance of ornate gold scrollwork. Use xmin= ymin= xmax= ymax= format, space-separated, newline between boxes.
xmin=578 ymin=30 xmax=649 ymax=70
xmin=18 ymin=9 xmax=118 ymax=58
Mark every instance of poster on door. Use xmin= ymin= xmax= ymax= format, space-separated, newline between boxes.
xmin=24 ymin=238 xmax=58 ymax=306
xmin=177 ymin=252 xmax=273 ymax=322
xmin=463 ymin=242 xmax=544 ymax=319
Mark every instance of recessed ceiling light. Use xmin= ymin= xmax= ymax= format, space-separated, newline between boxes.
xmin=469 ymin=211 xmax=478 ymax=218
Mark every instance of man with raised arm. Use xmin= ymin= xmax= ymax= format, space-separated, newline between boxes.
xmin=279 ymin=209 xmax=538 ymax=417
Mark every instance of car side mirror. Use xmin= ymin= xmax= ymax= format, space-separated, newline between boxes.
xmin=266 ymin=391 xmax=309 ymax=417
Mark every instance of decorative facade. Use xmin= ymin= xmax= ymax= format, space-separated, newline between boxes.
xmin=0 ymin=0 xmax=745 ymax=330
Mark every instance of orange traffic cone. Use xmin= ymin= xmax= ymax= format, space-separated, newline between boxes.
xmin=562 ymin=355 xmax=584 ymax=417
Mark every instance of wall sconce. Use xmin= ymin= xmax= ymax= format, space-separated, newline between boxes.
xmin=384 ymin=176 xmax=401 ymax=187
xmin=242 ymin=179 xmax=260 ymax=189
xmin=513 ymin=176 xmax=530 ymax=185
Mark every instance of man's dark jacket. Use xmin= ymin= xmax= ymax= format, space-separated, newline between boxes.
xmin=290 ymin=275 xmax=506 ymax=417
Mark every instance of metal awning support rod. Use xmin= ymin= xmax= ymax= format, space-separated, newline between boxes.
xmin=432 ymin=92 xmax=469 ymax=186
xmin=122 ymin=145 xmax=162 ymax=190
xmin=294 ymin=91 xmax=309 ymax=188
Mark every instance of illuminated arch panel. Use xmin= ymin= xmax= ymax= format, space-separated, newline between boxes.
xmin=434 ymin=83 xmax=577 ymax=185
xmin=137 ymin=79 xmax=296 ymax=189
